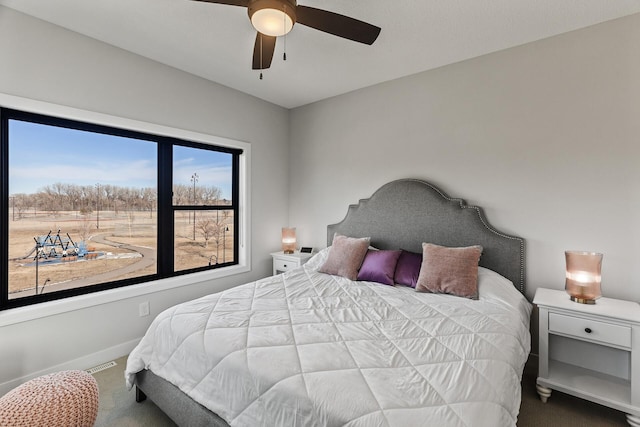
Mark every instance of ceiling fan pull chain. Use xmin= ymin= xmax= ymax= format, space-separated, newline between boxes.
xmin=259 ymin=34 xmax=263 ymax=80
xmin=283 ymin=4 xmax=287 ymax=61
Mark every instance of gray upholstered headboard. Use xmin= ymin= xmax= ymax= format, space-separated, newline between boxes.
xmin=327 ymin=179 xmax=525 ymax=294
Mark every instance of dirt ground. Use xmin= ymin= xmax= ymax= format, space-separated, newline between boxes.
xmin=8 ymin=210 xmax=234 ymax=298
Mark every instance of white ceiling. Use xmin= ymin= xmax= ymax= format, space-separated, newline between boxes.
xmin=1 ymin=0 xmax=639 ymax=108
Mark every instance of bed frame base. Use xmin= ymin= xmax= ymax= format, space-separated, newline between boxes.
xmin=135 ymin=385 xmax=146 ymax=403
xmin=134 ymin=370 xmax=229 ymax=427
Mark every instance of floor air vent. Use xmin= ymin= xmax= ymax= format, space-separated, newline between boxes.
xmin=86 ymin=360 xmax=117 ymax=375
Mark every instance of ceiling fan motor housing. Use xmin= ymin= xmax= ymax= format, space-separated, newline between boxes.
xmin=248 ymin=0 xmax=298 ymax=32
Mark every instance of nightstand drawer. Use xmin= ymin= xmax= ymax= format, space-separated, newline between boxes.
xmin=271 ymin=251 xmax=313 ymax=275
xmin=549 ymin=312 xmax=631 ymax=348
xmin=274 ymin=258 xmax=296 ymax=272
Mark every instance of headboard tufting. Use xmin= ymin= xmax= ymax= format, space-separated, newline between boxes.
xmin=327 ymin=179 xmax=525 ymax=294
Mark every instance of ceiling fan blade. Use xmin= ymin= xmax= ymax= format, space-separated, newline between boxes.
xmin=252 ymin=33 xmax=276 ymax=70
xmin=189 ymin=0 xmax=248 ymax=6
xmin=296 ymin=5 xmax=381 ymax=45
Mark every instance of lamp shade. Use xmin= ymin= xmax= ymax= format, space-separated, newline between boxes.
xmin=282 ymin=227 xmax=296 ymax=254
xmin=565 ymin=251 xmax=603 ymax=304
xmin=248 ymin=0 xmax=296 ymax=37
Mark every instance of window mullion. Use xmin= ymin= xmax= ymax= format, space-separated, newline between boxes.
xmin=0 ymin=109 xmax=8 ymax=307
xmin=157 ymin=140 xmax=173 ymax=276
xmin=232 ymin=152 xmax=240 ymax=264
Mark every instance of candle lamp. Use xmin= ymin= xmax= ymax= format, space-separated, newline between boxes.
xmin=282 ymin=227 xmax=296 ymax=254
xmin=565 ymin=250 xmax=603 ymax=304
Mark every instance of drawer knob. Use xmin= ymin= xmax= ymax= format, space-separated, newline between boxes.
xmin=585 ymin=327 xmax=592 ymax=334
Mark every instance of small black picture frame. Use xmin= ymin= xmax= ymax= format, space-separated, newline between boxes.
xmin=300 ymin=247 xmax=313 ymax=253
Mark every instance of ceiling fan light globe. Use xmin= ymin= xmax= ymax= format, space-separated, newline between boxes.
xmin=251 ymin=8 xmax=293 ymax=36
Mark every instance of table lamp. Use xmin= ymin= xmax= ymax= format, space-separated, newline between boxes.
xmin=565 ymin=250 xmax=603 ymax=304
xmin=282 ymin=227 xmax=296 ymax=254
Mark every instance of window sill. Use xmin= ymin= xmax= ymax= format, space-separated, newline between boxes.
xmin=0 ymin=263 xmax=250 ymax=328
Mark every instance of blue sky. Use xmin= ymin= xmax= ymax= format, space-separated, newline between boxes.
xmin=9 ymin=119 xmax=233 ymax=199
xmin=173 ymin=146 xmax=233 ymax=199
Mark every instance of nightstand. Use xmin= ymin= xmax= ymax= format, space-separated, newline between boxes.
xmin=534 ymin=288 xmax=640 ymax=426
xmin=270 ymin=251 xmax=313 ymax=275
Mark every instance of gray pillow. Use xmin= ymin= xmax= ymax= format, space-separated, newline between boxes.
xmin=318 ymin=233 xmax=371 ymax=280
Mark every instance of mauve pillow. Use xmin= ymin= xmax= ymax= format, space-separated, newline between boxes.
xmin=357 ymin=249 xmax=402 ymax=286
xmin=394 ymin=250 xmax=422 ymax=288
xmin=415 ymin=243 xmax=483 ymax=299
xmin=318 ymin=234 xmax=370 ymax=280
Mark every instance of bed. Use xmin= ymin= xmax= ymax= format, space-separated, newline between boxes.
xmin=125 ymin=178 xmax=532 ymax=427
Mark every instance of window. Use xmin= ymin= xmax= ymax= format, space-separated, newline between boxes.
xmin=172 ymin=146 xmax=238 ymax=272
xmin=0 ymin=108 xmax=242 ymax=310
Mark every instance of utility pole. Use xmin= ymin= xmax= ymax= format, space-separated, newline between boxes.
xmin=191 ymin=173 xmax=198 ymax=240
xmin=95 ymin=183 xmax=100 ymax=229
xmin=34 ymin=238 xmax=41 ymax=295
xmin=223 ymin=226 xmax=229 ymax=262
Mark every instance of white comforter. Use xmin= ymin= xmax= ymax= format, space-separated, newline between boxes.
xmin=126 ymin=250 xmax=532 ymax=427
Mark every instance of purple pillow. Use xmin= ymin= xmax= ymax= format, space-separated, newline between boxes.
xmin=394 ymin=250 xmax=422 ymax=288
xmin=357 ymin=249 xmax=402 ymax=286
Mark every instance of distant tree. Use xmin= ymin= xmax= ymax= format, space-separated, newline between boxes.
xmin=102 ymin=184 xmax=115 ymax=212
xmin=202 ymin=186 xmax=222 ymax=204
xmin=13 ymin=194 xmax=30 ymax=219
xmin=78 ymin=216 xmax=92 ymax=242
xmin=197 ymin=218 xmax=217 ymax=248
xmin=172 ymin=183 xmax=223 ymax=205
xmin=172 ymin=184 xmax=190 ymax=205
xmin=10 ymin=182 xmax=221 ymax=219
xmin=142 ymin=187 xmax=156 ymax=217
xmin=205 ymin=211 xmax=231 ymax=260
xmin=126 ymin=209 xmax=136 ymax=237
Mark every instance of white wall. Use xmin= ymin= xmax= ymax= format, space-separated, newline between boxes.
xmin=0 ymin=6 xmax=289 ymax=392
xmin=289 ymin=13 xmax=640 ymax=304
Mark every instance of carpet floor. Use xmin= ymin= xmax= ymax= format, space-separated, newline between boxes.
xmin=92 ymin=355 xmax=627 ymax=426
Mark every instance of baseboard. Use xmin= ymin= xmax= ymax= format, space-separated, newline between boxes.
xmin=0 ymin=338 xmax=141 ymax=396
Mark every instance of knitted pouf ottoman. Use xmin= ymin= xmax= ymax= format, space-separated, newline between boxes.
xmin=0 ymin=370 xmax=99 ymax=427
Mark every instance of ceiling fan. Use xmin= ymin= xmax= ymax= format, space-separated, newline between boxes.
xmin=191 ymin=0 xmax=381 ymax=71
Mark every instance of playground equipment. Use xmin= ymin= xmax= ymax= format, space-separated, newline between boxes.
xmin=29 ymin=230 xmax=89 ymax=261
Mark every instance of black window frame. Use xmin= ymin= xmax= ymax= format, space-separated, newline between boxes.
xmin=0 ymin=107 xmax=242 ymax=311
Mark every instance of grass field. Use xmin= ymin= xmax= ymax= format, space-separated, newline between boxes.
xmin=8 ymin=210 xmax=234 ymax=298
